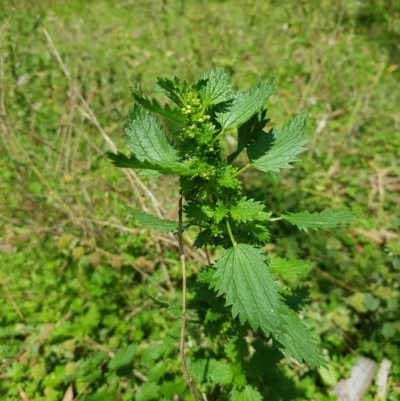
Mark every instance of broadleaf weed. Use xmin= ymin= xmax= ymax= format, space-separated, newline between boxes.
xmin=110 ymin=69 xmax=356 ymax=399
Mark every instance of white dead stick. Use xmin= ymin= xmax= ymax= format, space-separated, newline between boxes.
xmin=334 ymin=357 xmax=376 ymax=401
xmin=376 ymin=358 xmax=392 ymax=400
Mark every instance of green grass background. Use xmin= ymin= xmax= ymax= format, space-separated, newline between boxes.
xmin=0 ymin=0 xmax=399 ymax=400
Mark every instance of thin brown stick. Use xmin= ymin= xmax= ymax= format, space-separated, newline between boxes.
xmin=95 ymin=246 xmax=165 ymax=292
xmin=42 ymin=28 xmax=164 ymax=216
xmin=312 ymin=264 xmax=357 ymax=294
xmin=178 ymin=196 xmax=199 ymax=401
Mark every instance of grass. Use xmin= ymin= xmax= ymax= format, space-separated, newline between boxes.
xmin=0 ymin=0 xmax=399 ymax=400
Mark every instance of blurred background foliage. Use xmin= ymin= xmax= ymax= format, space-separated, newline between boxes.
xmin=0 ymin=0 xmax=399 ymax=400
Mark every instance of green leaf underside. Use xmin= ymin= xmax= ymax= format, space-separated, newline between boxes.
xmin=218 ymin=166 xmax=239 ymax=188
xmin=107 ymin=152 xmax=193 ymax=176
xmin=136 ymin=381 xmax=160 ymax=401
xmin=248 ymin=112 xmax=308 ymax=172
xmin=202 ymin=203 xmax=228 ymax=223
xmin=137 ymin=169 xmax=162 ymax=177
xmin=108 ymin=344 xmax=136 ymax=370
xmin=211 ymin=244 xmax=325 ymax=367
xmin=282 ymin=209 xmax=357 ymax=232
xmin=65 ymin=352 xmax=107 ymax=382
xmin=211 ymin=244 xmax=286 ymax=336
xmin=154 ymin=77 xmax=187 ymax=107
xmin=131 ymin=84 xmax=186 ymax=125
xmin=217 ymin=76 xmax=275 ymax=130
xmin=230 ymin=385 xmax=263 ymax=401
xmin=125 ymin=104 xmax=178 ymax=165
xmin=198 ymin=69 xmax=232 ymax=107
xmin=126 ymin=207 xmax=178 ymax=233
xmin=208 ymin=359 xmax=232 ymax=384
xmin=230 ymin=198 xmax=270 ymax=222
xmin=227 ymin=109 xmax=269 ymax=163
xmin=270 ymin=258 xmax=310 ymax=278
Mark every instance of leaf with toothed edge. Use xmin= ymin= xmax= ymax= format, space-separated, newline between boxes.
xmin=125 ymin=207 xmax=179 ymax=233
xmin=282 ymin=209 xmax=357 ymax=232
xmin=197 ymin=69 xmax=233 ymax=107
xmin=217 ymin=76 xmax=275 ymax=131
xmin=211 ymin=244 xmax=286 ymax=337
xmin=125 ymin=104 xmax=178 ymax=164
xmin=248 ymin=112 xmax=309 ymax=172
xmin=107 ymin=152 xmax=194 ymax=176
xmin=211 ymin=244 xmax=326 ymax=367
xmin=131 ymin=84 xmax=187 ymax=125
xmin=270 ymin=258 xmax=310 ymax=278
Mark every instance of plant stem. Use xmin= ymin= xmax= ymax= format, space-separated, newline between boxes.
xmin=234 ymin=164 xmax=251 ymax=176
xmin=226 ymin=219 xmax=237 ymax=247
xmin=269 ymin=216 xmax=282 ymax=221
xmin=212 ymin=130 xmax=225 ymax=143
xmin=178 ymin=196 xmax=199 ymax=401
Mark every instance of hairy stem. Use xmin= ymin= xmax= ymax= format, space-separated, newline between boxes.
xmin=269 ymin=216 xmax=282 ymax=221
xmin=212 ymin=129 xmax=225 ymax=143
xmin=234 ymin=164 xmax=251 ymax=176
xmin=178 ymin=196 xmax=199 ymax=401
xmin=226 ymin=219 xmax=237 ymax=247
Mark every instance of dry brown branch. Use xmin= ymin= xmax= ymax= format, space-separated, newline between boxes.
xmin=312 ymin=264 xmax=358 ymax=294
xmin=154 ymin=238 xmax=175 ymax=293
xmin=95 ymin=246 xmax=166 ymax=292
xmin=43 ymin=28 xmax=163 ymax=218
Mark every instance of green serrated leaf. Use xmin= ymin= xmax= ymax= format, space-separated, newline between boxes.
xmin=108 ymin=344 xmax=136 ymax=370
xmin=198 ymin=69 xmax=232 ymax=106
xmin=205 ymin=309 xmax=223 ymax=323
xmin=211 ymin=244 xmax=285 ymax=336
xmin=140 ymin=344 xmax=164 ymax=363
xmin=125 ymin=104 xmax=178 ymax=165
xmin=202 ymin=202 xmax=228 ymax=223
xmin=189 ymin=358 xmax=208 ymax=383
xmin=211 ymin=245 xmax=325 ymax=367
xmin=131 ymin=84 xmax=186 ymax=125
xmin=160 ymin=378 xmax=187 ymax=398
xmin=136 ymin=381 xmax=160 ymax=401
xmin=107 ymin=151 xmax=193 ymax=176
xmin=154 ymin=76 xmax=187 ymax=107
xmin=230 ymin=198 xmax=270 ymax=222
xmin=276 ymin=311 xmax=327 ymax=368
xmin=148 ymin=362 xmax=167 ymax=381
xmin=270 ymin=258 xmax=310 ymax=278
xmin=184 ymin=202 xmax=209 ymax=224
xmin=230 ymin=385 xmax=263 ymax=401
xmin=217 ymin=76 xmax=275 ymax=130
xmin=193 ymin=229 xmax=212 ymax=248
xmin=248 ymin=112 xmax=308 ymax=172
xmin=65 ymin=352 xmax=107 ymax=382
xmin=198 ymin=267 xmax=217 ymax=284
xmin=218 ymin=165 xmax=240 ymax=188
xmin=137 ymin=169 xmax=162 ymax=177
xmin=125 ymin=206 xmax=178 ymax=233
xmin=224 ymin=336 xmax=248 ymax=363
xmin=282 ymin=209 xmax=357 ymax=232
xmin=85 ymin=391 xmax=115 ymax=401
xmin=208 ymin=359 xmax=232 ymax=385
xmin=227 ymin=109 xmax=269 ymax=163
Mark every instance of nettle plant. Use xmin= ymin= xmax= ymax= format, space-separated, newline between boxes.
xmin=109 ymin=70 xmax=355 ymax=400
